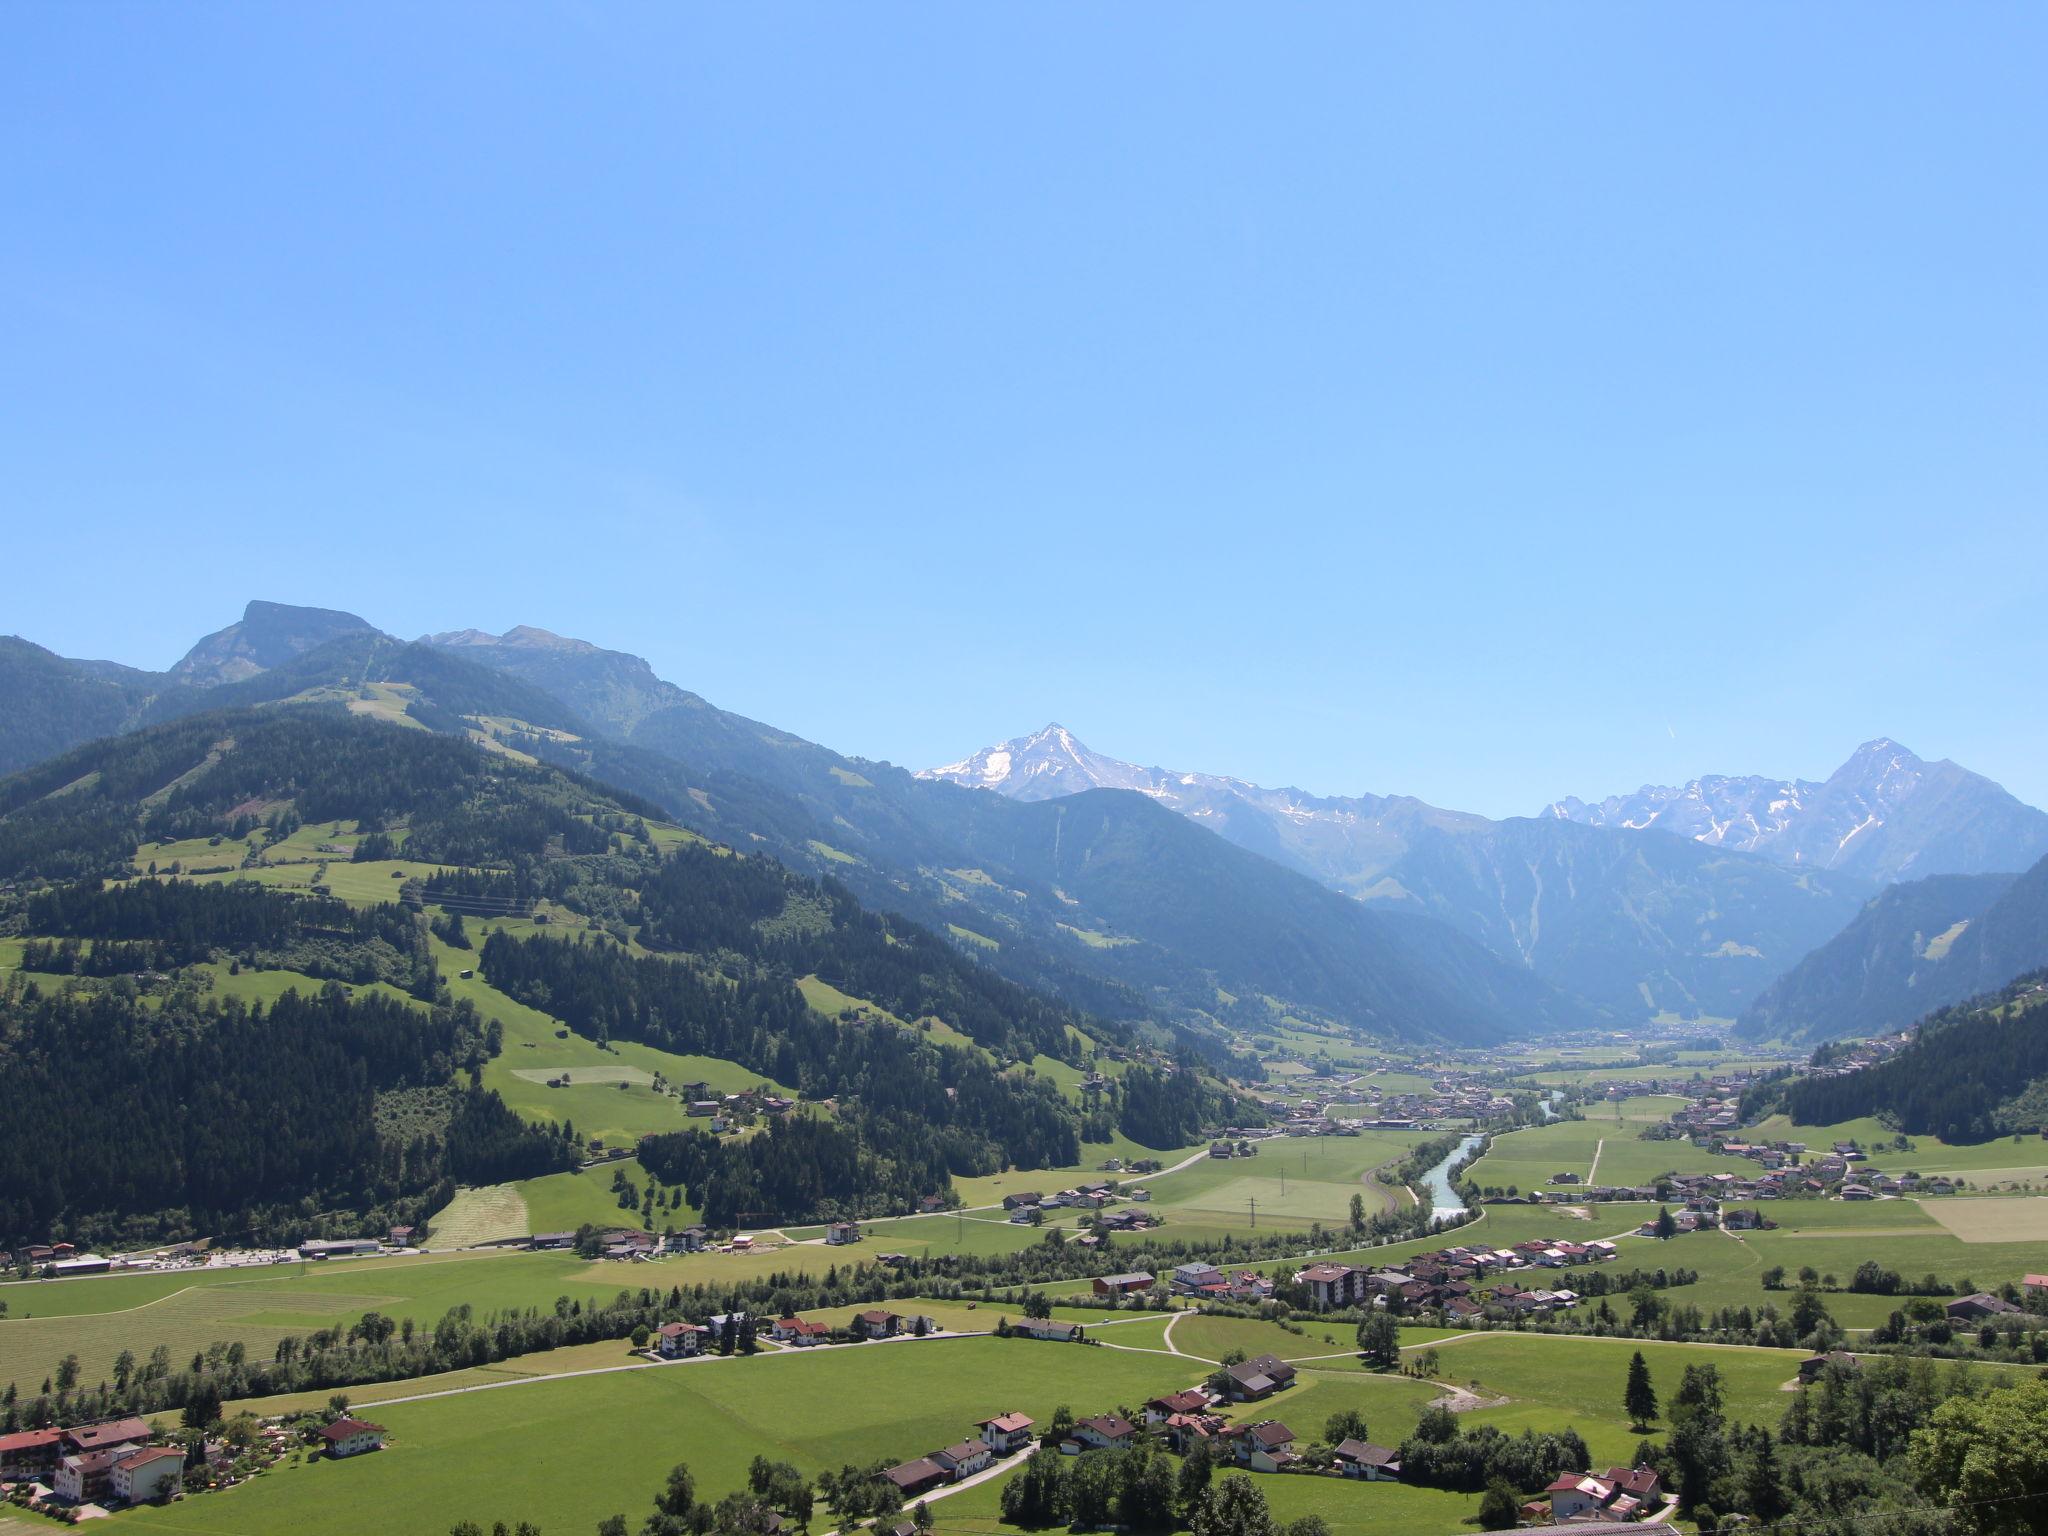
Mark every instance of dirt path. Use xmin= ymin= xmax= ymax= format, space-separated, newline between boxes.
xmin=1585 ymin=1138 xmax=1607 ymax=1187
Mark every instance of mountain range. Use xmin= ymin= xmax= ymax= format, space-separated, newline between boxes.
xmin=10 ymin=601 xmax=2048 ymax=1047
xmin=921 ymin=724 xmax=1882 ymax=1021
xmin=1546 ymin=740 xmax=2048 ymax=882
xmin=0 ymin=605 xmax=1587 ymax=1047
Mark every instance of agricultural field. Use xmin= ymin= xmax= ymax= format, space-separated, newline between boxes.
xmin=114 ymin=1335 xmax=1197 ymax=1536
xmin=1463 ymin=1098 xmax=1762 ymax=1193
xmin=1125 ymin=1132 xmax=1433 ymax=1241
xmin=1439 ymin=1332 xmax=1807 ymax=1463
xmin=0 ymin=1243 xmax=879 ymax=1394
xmin=423 ymin=1185 xmax=532 ymax=1250
xmin=1747 ymin=1112 xmax=2048 ymax=1183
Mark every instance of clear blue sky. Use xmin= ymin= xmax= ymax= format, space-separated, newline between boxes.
xmin=6 ymin=7 xmax=2045 ymax=817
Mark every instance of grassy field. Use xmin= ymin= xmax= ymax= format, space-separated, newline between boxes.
xmin=1464 ymin=1097 xmax=1765 ymax=1193
xmin=1748 ymin=1112 xmax=2048 ymax=1181
xmin=116 ymin=1335 xmax=1195 ymax=1536
xmin=424 ymin=1185 xmax=532 ymax=1249
xmin=0 ymin=1242 xmax=888 ymax=1393
xmin=1440 ymin=1332 xmax=1806 ymax=1463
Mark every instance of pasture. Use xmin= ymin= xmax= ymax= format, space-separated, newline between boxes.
xmin=115 ymin=1335 xmax=1194 ymax=1536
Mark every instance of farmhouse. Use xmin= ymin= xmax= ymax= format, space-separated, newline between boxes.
xmin=1233 ymin=1420 xmax=1297 ymax=1473
xmin=319 ymin=1418 xmax=387 ymax=1458
xmin=930 ymin=1439 xmax=992 ymax=1480
xmin=1947 ymin=1293 xmax=2023 ymax=1322
xmin=1010 ymin=1317 xmax=1084 ymax=1342
xmin=657 ymin=1321 xmax=708 ymax=1357
xmin=770 ymin=1316 xmax=831 ymax=1346
xmin=825 ymin=1222 xmax=862 ymax=1246
xmin=1091 ymin=1271 xmax=1155 ymax=1297
xmin=976 ymin=1413 xmax=1035 ymax=1454
xmin=879 ymin=1457 xmax=948 ymax=1497
xmin=1547 ymin=1465 xmax=1663 ymax=1521
xmin=1222 ymin=1354 xmax=1297 ymax=1401
xmin=1071 ymin=1414 xmax=1137 ymax=1451
xmin=852 ymin=1309 xmax=901 ymax=1339
xmin=1334 ymin=1438 xmax=1403 ymax=1481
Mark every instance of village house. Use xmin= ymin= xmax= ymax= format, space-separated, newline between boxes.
xmin=1947 ymin=1293 xmax=2023 ymax=1322
xmin=1143 ymin=1390 xmax=1215 ymax=1425
xmin=1010 ymin=1317 xmax=1084 ymax=1342
xmin=1233 ymin=1420 xmax=1297 ymax=1473
xmin=657 ymin=1321 xmax=708 ymax=1357
xmin=825 ymin=1222 xmax=862 ymax=1246
xmin=930 ymin=1439 xmax=992 ymax=1480
xmin=110 ymin=1446 xmax=185 ymax=1504
xmin=976 ymin=1413 xmax=1035 ymax=1454
xmin=1546 ymin=1466 xmax=1663 ymax=1521
xmin=879 ymin=1458 xmax=948 ymax=1497
xmin=1171 ymin=1261 xmax=1227 ymax=1295
xmin=1296 ymin=1261 xmax=1365 ymax=1309
xmin=1092 ymin=1270 xmax=1155 ymax=1298
xmin=770 ymin=1316 xmax=831 ymax=1346
xmin=1222 ymin=1354 xmax=1297 ymax=1402
xmin=319 ymin=1418 xmax=387 ymax=1458
xmin=1071 ymin=1414 xmax=1138 ymax=1451
xmin=1799 ymin=1351 xmax=1862 ymax=1383
xmin=1334 ymin=1438 xmax=1403 ymax=1481
xmin=852 ymin=1309 xmax=902 ymax=1340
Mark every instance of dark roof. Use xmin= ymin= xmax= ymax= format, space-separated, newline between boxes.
xmin=1336 ymin=1438 xmax=1400 ymax=1467
xmin=1246 ymin=1420 xmax=1294 ymax=1447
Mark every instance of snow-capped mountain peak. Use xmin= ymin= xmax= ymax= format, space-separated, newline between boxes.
xmin=919 ymin=723 xmax=1164 ymax=801
xmin=1546 ymin=739 xmax=2048 ymax=881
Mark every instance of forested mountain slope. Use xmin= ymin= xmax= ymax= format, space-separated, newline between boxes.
xmin=2 ymin=604 xmax=1589 ymax=1045
xmin=1736 ymin=872 xmax=2017 ymax=1043
xmin=0 ymin=707 xmax=1202 ymax=1244
xmin=1771 ymin=972 xmax=2048 ymax=1142
xmin=1739 ymin=854 xmax=2048 ymax=1043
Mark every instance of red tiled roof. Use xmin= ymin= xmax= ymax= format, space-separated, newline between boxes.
xmin=319 ymin=1418 xmax=384 ymax=1441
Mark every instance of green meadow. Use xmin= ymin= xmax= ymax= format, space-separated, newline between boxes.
xmin=115 ymin=1335 xmax=1193 ymax=1536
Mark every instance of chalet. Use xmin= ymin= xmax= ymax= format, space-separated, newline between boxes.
xmin=976 ymin=1413 xmax=1035 ymax=1454
xmin=319 ymin=1418 xmax=387 ymax=1458
xmin=1222 ymin=1354 xmax=1297 ymax=1402
xmin=2023 ymin=1274 xmax=2048 ymax=1298
xmin=825 ymin=1222 xmax=863 ymax=1246
xmin=1072 ymin=1414 xmax=1137 ymax=1451
xmin=1234 ymin=1420 xmax=1297 ymax=1473
xmin=770 ymin=1316 xmax=831 ymax=1346
xmin=1144 ymin=1390 xmax=1214 ymax=1425
xmin=388 ymin=1225 xmax=416 ymax=1246
xmin=1947 ymin=1293 xmax=2023 ymax=1322
xmin=1229 ymin=1271 xmax=1275 ymax=1301
xmin=930 ymin=1440 xmax=992 ymax=1480
xmin=852 ymin=1309 xmax=902 ymax=1339
xmin=657 ymin=1322 xmax=708 ymax=1357
xmin=1839 ymin=1184 xmax=1874 ymax=1201
xmin=1092 ymin=1271 xmax=1155 ymax=1297
xmin=0 ymin=1426 xmax=64 ymax=1479
xmin=65 ymin=1418 xmax=149 ymax=1455
xmin=879 ymin=1458 xmax=948 ymax=1497
xmin=1001 ymin=1192 xmax=1045 ymax=1210
xmin=687 ymin=1100 xmax=720 ymax=1117
xmin=1334 ymin=1438 xmax=1402 ymax=1481
xmin=1010 ymin=1318 xmax=1084 ymax=1342
xmin=1547 ymin=1466 xmax=1662 ymax=1522
xmin=111 ymin=1446 xmax=184 ymax=1504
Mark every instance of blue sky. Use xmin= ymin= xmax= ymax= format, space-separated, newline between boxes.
xmin=6 ymin=7 xmax=2045 ymax=817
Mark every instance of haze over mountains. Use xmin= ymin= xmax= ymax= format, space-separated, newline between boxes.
xmin=8 ymin=600 xmax=2048 ymax=1049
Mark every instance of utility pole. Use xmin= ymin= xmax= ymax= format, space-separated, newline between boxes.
xmin=1249 ymin=1196 xmax=1257 ymax=1229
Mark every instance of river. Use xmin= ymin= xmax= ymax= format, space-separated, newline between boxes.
xmin=1420 ymin=1092 xmax=1561 ymax=1219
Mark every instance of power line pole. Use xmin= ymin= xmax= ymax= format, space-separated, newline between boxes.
xmin=1249 ymin=1196 xmax=1257 ymax=1229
